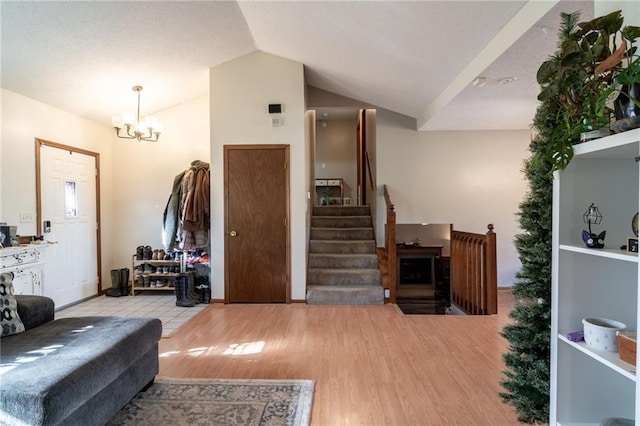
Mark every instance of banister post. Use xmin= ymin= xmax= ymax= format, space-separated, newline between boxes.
xmin=388 ymin=209 xmax=396 ymax=303
xmin=485 ymin=224 xmax=497 ymax=314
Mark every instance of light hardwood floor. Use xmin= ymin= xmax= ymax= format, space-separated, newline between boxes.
xmin=159 ymin=290 xmax=519 ymax=425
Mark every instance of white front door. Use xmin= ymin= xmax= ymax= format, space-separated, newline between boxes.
xmin=39 ymin=142 xmax=99 ymax=308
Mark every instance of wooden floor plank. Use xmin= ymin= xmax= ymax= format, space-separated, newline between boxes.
xmin=158 ymin=290 xmax=519 ymax=425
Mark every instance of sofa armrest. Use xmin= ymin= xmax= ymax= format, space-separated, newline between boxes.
xmin=15 ymin=295 xmax=55 ymax=330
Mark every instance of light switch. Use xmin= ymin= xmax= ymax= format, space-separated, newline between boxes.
xmin=20 ymin=212 xmax=35 ymax=223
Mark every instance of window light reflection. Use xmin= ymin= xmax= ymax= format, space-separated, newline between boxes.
xmin=0 ymin=344 xmax=65 ymax=376
xmin=223 ymin=341 xmax=265 ymax=356
xmin=187 ymin=347 xmax=208 ymax=357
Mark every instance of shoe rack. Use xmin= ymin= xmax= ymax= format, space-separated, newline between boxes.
xmin=131 ymin=252 xmax=184 ymax=295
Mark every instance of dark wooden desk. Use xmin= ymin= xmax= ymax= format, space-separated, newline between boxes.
xmin=396 ymin=244 xmax=443 ymax=257
xmin=396 ymin=245 xmax=443 ymax=285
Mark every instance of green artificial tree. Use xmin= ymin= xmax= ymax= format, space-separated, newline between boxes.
xmin=499 ymin=13 xmax=575 ymax=424
xmin=499 ymin=103 xmax=554 ymax=423
xmin=501 ymin=10 xmax=638 ymax=423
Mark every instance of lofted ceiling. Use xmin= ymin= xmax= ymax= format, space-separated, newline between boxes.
xmin=0 ymin=1 xmax=593 ymax=132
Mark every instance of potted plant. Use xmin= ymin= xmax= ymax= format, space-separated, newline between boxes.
xmin=610 ymin=25 xmax=640 ymax=132
xmin=322 ymin=187 xmax=332 ymax=206
xmin=537 ymin=11 xmax=622 ymax=171
xmin=539 ymin=10 xmax=640 ymax=171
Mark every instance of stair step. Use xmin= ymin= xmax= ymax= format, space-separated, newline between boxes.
xmin=309 ymin=240 xmax=376 ymax=254
xmin=307 ymin=205 xmax=380 ymax=304
xmin=307 ymin=268 xmax=381 ymax=286
xmin=310 ymin=227 xmax=374 ymax=241
xmin=312 ymin=206 xmax=370 ymax=216
xmin=308 ymin=253 xmax=379 ymax=269
xmin=306 ymin=285 xmax=384 ymax=305
xmin=311 ymin=215 xmax=372 ymax=228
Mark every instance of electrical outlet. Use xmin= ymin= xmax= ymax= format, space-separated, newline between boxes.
xmin=19 ymin=212 xmax=35 ymax=223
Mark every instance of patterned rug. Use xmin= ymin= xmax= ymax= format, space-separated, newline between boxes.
xmin=107 ymin=377 xmax=315 ymax=426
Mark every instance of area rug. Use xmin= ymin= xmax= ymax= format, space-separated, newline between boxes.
xmin=107 ymin=377 xmax=315 ymax=426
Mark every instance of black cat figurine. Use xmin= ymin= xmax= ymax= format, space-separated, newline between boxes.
xmin=582 ymin=229 xmax=606 ymax=249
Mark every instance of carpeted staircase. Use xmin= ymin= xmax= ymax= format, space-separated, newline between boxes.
xmin=306 ymin=206 xmax=384 ymax=304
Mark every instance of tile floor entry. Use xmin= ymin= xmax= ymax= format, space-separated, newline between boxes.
xmin=56 ymin=294 xmax=209 ymax=338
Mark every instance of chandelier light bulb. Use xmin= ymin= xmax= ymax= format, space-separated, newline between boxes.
xmin=111 ymin=115 xmax=122 ymax=128
xmin=121 ymin=112 xmax=135 ymax=127
xmin=112 ymin=85 xmax=162 ymax=142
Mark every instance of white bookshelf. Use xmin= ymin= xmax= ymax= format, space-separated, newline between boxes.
xmin=551 ymin=129 xmax=640 ymax=425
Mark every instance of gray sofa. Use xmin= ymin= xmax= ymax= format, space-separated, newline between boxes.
xmin=0 ymin=295 xmax=162 ymax=426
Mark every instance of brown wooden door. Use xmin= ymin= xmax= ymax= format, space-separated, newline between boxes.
xmin=224 ymin=145 xmax=289 ymax=303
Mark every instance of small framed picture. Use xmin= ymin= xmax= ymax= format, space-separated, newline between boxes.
xmin=627 ymin=237 xmax=639 ymax=253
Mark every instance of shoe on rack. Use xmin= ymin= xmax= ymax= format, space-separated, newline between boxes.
xmin=136 ymin=246 xmax=144 ymax=261
xmin=143 ymin=246 xmax=153 ymax=260
xmin=157 ymin=249 xmax=165 ymax=261
xmin=143 ymin=276 xmax=151 ymax=287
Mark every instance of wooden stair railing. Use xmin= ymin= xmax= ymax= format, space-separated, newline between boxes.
xmin=451 ymin=224 xmax=497 ymax=315
xmin=383 ymin=185 xmax=396 ymax=303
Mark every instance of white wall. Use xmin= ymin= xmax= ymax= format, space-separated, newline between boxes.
xmin=210 ymin=52 xmax=307 ymax=301
xmin=1 ymin=88 xmax=115 ymax=290
xmin=1 ymin=89 xmax=210 ymax=292
xmin=595 ymin=1 xmax=639 ymax=26
xmin=111 ymin=94 xmax=210 ymax=271
xmin=315 ymin=119 xmax=357 ymax=201
xmin=375 ymin=108 xmax=530 ymax=287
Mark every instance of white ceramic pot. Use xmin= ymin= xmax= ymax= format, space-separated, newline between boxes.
xmin=582 ymin=317 xmax=626 ymax=352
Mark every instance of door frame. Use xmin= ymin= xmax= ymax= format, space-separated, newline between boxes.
xmin=35 ymin=138 xmax=103 ymax=295
xmin=223 ymin=144 xmax=291 ymax=303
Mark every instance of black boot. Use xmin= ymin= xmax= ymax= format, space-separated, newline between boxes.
xmin=174 ymin=276 xmax=195 ymax=307
xmin=201 ymin=285 xmax=211 ymax=304
xmin=196 ymin=277 xmax=211 ymax=304
xmin=186 ymin=272 xmax=200 ymax=304
xmin=106 ymin=269 xmax=122 ymax=297
xmin=119 ymin=268 xmax=130 ymax=296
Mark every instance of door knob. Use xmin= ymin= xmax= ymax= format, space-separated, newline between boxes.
xmin=229 ymin=230 xmax=237 ymax=237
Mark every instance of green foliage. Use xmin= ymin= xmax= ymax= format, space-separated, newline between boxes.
xmin=499 ymin=22 xmax=556 ymax=426
xmin=538 ymin=11 xmax=631 ymax=172
xmin=500 ymin=118 xmax=553 ymax=424
xmin=615 ymin=24 xmax=640 ymax=109
xmin=502 ymin=9 xmax=639 ymax=422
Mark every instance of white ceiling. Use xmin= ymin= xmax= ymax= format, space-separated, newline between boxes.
xmin=0 ymin=1 xmax=594 ymax=132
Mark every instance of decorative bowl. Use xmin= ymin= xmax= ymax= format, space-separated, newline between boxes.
xmin=582 ymin=317 xmax=626 ymax=352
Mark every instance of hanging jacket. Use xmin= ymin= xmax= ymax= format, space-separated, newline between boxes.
xmin=162 ymin=170 xmax=186 ymax=252
xmin=180 ymin=160 xmax=210 ymax=250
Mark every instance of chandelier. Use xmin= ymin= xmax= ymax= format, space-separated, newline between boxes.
xmin=112 ymin=85 xmax=162 ymax=142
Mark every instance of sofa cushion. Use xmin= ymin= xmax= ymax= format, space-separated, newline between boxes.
xmin=15 ymin=295 xmax=55 ymax=330
xmin=0 ymin=272 xmax=25 ymax=337
xmin=0 ymin=316 xmax=162 ymax=425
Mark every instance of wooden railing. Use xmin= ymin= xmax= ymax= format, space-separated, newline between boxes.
xmin=383 ymin=185 xmax=396 ymax=303
xmin=451 ymin=224 xmax=497 ymax=315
